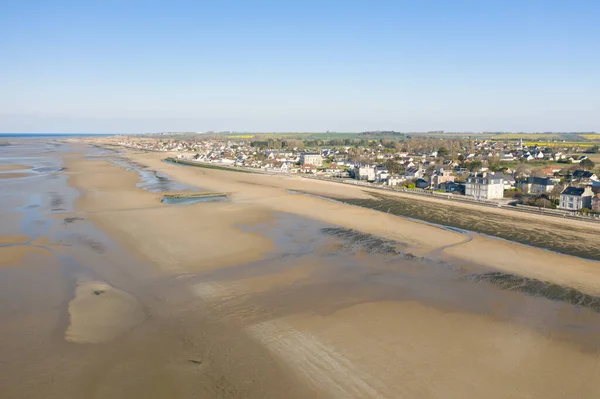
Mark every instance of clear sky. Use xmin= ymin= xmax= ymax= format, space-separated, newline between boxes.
xmin=1 ymin=0 xmax=599 ymax=133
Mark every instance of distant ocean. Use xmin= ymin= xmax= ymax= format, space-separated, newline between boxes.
xmin=0 ymin=133 xmax=116 ymax=138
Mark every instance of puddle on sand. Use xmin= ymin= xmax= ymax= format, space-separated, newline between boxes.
xmin=161 ymin=195 xmax=228 ymax=205
xmin=111 ymin=158 xmax=201 ymax=193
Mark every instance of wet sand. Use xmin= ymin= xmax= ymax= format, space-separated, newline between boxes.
xmin=0 ymin=164 xmax=33 ymax=171
xmin=3 ymin=139 xmax=600 ymax=398
xmin=66 ymin=279 xmax=145 ymax=344
xmin=0 ymin=245 xmax=49 ymax=267
xmin=0 ymin=172 xmax=31 ymax=179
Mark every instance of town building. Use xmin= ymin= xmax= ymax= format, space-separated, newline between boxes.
xmin=405 ymin=166 xmax=424 ymax=179
xmin=516 ymin=177 xmax=555 ymax=194
xmin=439 ymin=181 xmax=464 ymax=194
xmin=559 ymin=186 xmax=594 ymax=210
xmin=386 ymin=175 xmax=405 ymax=186
xmin=429 ymin=168 xmax=454 ymax=190
xmin=572 ymin=170 xmax=598 ymax=183
xmin=300 ymin=152 xmax=323 ymax=166
xmin=495 ymin=173 xmax=516 ymax=190
xmin=354 ymin=164 xmax=376 ymax=181
xmin=465 ymin=173 xmax=504 ymax=200
xmin=415 ymin=178 xmax=430 ymax=189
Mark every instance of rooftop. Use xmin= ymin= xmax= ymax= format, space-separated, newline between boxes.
xmin=561 ymin=187 xmax=586 ymax=196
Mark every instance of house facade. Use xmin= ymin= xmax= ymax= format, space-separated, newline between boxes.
xmin=572 ymin=170 xmax=598 ymax=183
xmin=386 ymin=175 xmax=405 ymax=186
xmin=516 ymin=177 xmax=554 ymax=194
xmin=300 ymin=152 xmax=323 ymax=166
xmin=405 ymin=166 xmax=424 ymax=179
xmin=496 ymin=173 xmax=516 ymax=190
xmin=465 ymin=173 xmax=504 ymax=200
xmin=429 ymin=169 xmax=455 ymax=190
xmin=354 ymin=165 xmax=376 ymax=181
xmin=559 ymin=186 xmax=594 ymax=210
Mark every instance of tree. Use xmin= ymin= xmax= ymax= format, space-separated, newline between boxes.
xmin=488 ymin=156 xmax=501 ymax=171
xmin=580 ymin=158 xmax=595 ymax=170
xmin=466 ymin=161 xmax=482 ymax=171
xmin=585 ymin=145 xmax=599 ymax=154
xmin=437 ymin=146 xmax=449 ymax=157
xmin=514 ymin=164 xmax=532 ymax=177
xmin=550 ymin=184 xmax=565 ymax=201
xmin=532 ymin=197 xmax=553 ymax=208
xmin=531 ymin=168 xmax=546 ymax=178
xmin=383 ymin=159 xmax=404 ymax=174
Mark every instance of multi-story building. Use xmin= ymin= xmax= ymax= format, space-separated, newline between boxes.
xmin=429 ymin=168 xmax=455 ymax=190
xmin=516 ymin=177 xmax=555 ymax=194
xmin=354 ymin=164 xmax=376 ymax=182
xmin=300 ymin=152 xmax=323 ymax=166
xmin=465 ymin=173 xmax=504 ymax=200
xmin=559 ymin=186 xmax=594 ymax=210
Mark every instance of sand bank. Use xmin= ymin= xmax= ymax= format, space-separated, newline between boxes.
xmin=64 ymin=157 xmax=163 ymax=212
xmin=0 ymin=164 xmax=32 ymax=171
xmin=0 ymin=234 xmax=30 ymax=245
xmin=65 ymin=155 xmax=275 ymax=273
xmin=66 ymin=279 xmax=145 ymax=344
xmin=0 ymin=246 xmax=49 ymax=268
xmin=0 ymin=172 xmax=30 ymax=179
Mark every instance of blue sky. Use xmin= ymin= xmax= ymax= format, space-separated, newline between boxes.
xmin=1 ymin=0 xmax=598 ymax=133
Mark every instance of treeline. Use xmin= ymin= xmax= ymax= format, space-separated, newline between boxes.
xmin=249 ymin=138 xmax=403 ymax=149
xmin=359 ymin=131 xmax=406 ymax=138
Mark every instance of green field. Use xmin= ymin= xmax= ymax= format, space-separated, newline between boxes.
xmin=219 ymin=131 xmax=600 ymax=142
xmin=224 ymin=132 xmax=361 ymax=140
xmin=525 ymin=141 xmax=595 ymax=147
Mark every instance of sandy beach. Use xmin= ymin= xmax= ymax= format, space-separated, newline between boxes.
xmin=3 ymin=140 xmax=600 ymax=398
xmin=109 ymin=147 xmax=600 ymax=295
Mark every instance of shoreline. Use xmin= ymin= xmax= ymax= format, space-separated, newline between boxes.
xmin=75 ymin=142 xmax=600 ymax=296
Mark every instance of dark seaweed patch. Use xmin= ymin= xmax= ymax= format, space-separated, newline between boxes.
xmin=326 ymin=192 xmax=600 ymax=261
xmin=75 ymin=235 xmax=106 ymax=253
xmin=64 ymin=217 xmax=84 ymax=224
xmin=470 ymin=272 xmax=600 ymax=313
xmin=319 ymin=227 xmax=424 ymax=262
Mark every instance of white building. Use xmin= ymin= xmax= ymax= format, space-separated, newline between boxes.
xmin=559 ymin=186 xmax=594 ymax=210
xmin=386 ymin=175 xmax=405 ymax=186
xmin=465 ymin=173 xmax=504 ymax=200
xmin=300 ymin=152 xmax=323 ymax=166
xmin=354 ymin=165 xmax=376 ymax=181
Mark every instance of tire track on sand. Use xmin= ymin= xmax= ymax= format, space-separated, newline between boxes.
xmin=246 ymin=320 xmax=389 ymax=399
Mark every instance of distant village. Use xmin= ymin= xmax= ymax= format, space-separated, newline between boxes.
xmin=117 ymin=136 xmax=600 ymax=214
